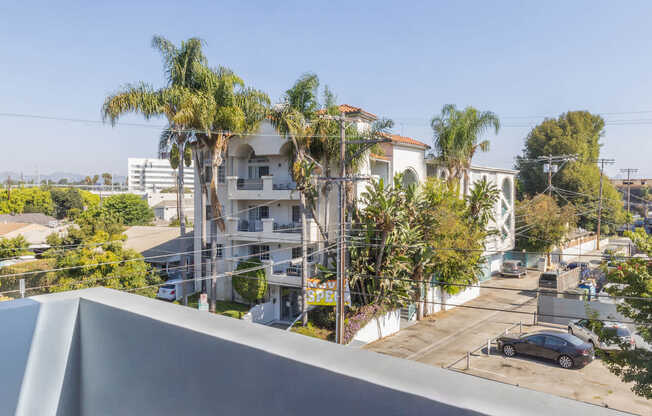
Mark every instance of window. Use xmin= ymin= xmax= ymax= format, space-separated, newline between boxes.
xmin=250 ymin=245 xmax=270 ymax=261
xmin=216 ymin=244 xmax=223 ymax=258
xmin=525 ymin=335 xmax=545 ymax=346
xmin=544 ymin=336 xmax=567 ymax=348
xmin=218 ymin=165 xmax=225 ymax=183
xmin=248 ymin=165 xmax=269 ymax=179
xmin=292 ymin=247 xmax=301 ymax=259
xmin=292 ymin=206 xmax=301 ymax=223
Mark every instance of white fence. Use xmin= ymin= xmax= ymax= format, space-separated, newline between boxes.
xmin=243 ymin=301 xmax=276 ymax=324
xmin=352 ymin=309 xmax=401 ymax=344
xmin=425 ymin=285 xmax=481 ymax=315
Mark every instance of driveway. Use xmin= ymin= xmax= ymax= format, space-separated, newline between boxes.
xmin=364 ymin=271 xmax=649 ymax=414
xmin=365 ymin=271 xmax=540 ymax=366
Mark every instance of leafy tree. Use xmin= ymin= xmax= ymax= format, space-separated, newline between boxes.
xmin=515 ymin=111 xmax=624 ymax=230
xmin=350 ymin=175 xmax=495 ymax=319
xmin=592 ymin=229 xmax=652 ymax=399
xmin=0 ymin=235 xmax=30 ymax=258
xmin=79 ymin=189 xmax=100 ymax=209
xmin=465 ymin=177 xmax=500 ymax=231
xmin=431 ymin=104 xmax=500 ymax=195
xmin=50 ymin=188 xmax=84 ymax=219
xmin=232 ymin=258 xmax=267 ymax=304
xmin=102 ymin=194 xmax=154 ymax=226
xmin=515 ymin=194 xmax=575 ymax=266
xmin=43 ymin=208 xmax=160 ymax=297
xmin=0 ymin=188 xmax=54 ymax=215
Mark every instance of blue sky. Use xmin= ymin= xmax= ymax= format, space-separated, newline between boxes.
xmin=2 ymin=0 xmax=651 ymax=177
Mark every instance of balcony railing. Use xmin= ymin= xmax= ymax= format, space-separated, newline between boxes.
xmin=238 ymin=219 xmax=264 ymax=232
xmin=273 ymin=222 xmax=302 ymax=233
xmin=273 ymin=264 xmax=302 ymax=276
xmin=236 ymin=178 xmax=263 ymax=190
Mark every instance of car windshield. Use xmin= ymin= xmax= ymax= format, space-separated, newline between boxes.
xmin=161 ymin=284 xmax=175 ymax=290
xmin=540 ymin=273 xmax=557 ymax=281
xmin=605 ymin=327 xmax=630 ymax=337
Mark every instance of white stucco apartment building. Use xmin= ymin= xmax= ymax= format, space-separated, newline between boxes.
xmin=127 ymin=157 xmax=194 ymax=193
xmin=192 ymin=104 xmax=515 ymax=324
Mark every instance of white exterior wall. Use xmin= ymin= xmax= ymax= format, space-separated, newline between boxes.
xmin=352 ymin=309 xmax=401 ymax=344
xmin=425 ymin=285 xmax=481 ymax=315
xmin=391 ymin=145 xmax=427 ymax=181
xmin=127 ymin=158 xmax=194 ymax=193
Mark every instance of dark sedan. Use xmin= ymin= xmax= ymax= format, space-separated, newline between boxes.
xmin=496 ymin=330 xmax=594 ymax=369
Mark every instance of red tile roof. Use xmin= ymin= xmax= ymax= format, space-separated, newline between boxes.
xmin=317 ymin=104 xmax=377 ymax=119
xmin=381 ymin=133 xmax=430 ymax=149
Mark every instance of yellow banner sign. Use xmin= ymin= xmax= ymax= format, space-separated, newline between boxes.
xmin=306 ymin=279 xmax=350 ymax=306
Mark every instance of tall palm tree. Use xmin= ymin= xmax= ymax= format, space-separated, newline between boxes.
xmin=103 ymin=35 xmax=207 ymax=285
xmin=187 ymin=64 xmax=269 ymax=311
xmin=431 ymin=104 xmax=500 ymax=195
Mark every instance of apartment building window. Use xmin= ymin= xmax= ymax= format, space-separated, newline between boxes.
xmin=248 ymin=165 xmax=269 ymax=179
xmin=291 ymin=246 xmax=314 ymax=262
xmin=218 ymin=165 xmax=225 ymax=183
xmin=216 ymin=244 xmax=223 ymax=258
xmin=292 ymin=205 xmax=301 ymax=223
xmin=249 ymin=245 xmax=270 ymax=261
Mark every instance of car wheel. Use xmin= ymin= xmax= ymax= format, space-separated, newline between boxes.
xmin=558 ymin=355 xmax=574 ymax=369
xmin=568 ymin=327 xmax=573 ymax=335
xmin=503 ymin=344 xmax=516 ymax=357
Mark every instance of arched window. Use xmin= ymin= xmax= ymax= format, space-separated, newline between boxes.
xmin=402 ymin=168 xmax=419 ymax=187
xmin=501 ymin=178 xmax=512 ymax=205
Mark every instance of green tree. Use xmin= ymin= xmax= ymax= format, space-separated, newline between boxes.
xmin=515 ymin=111 xmax=624 ymax=230
xmin=431 ymin=104 xmax=500 ymax=195
xmin=50 ymin=188 xmax=84 ymax=219
xmin=593 ymin=228 xmax=652 ymax=399
xmin=0 ymin=188 xmax=54 ymax=215
xmin=515 ymin=194 xmax=575 ymax=266
xmin=232 ymin=258 xmax=267 ymax=304
xmin=102 ymin=194 xmax=154 ymax=226
xmin=0 ymin=235 xmax=30 ymax=258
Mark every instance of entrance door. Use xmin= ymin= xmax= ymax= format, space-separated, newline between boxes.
xmin=281 ymin=287 xmax=300 ymax=321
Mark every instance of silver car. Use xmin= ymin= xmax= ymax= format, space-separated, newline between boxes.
xmin=567 ymin=319 xmax=636 ymax=350
xmin=501 ymin=260 xmax=526 ymax=278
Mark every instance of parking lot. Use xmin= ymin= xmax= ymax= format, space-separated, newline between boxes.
xmin=452 ymin=338 xmax=650 ymax=415
xmin=364 ymin=271 xmax=649 ymax=415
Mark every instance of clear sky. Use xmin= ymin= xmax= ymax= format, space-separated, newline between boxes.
xmin=2 ymin=0 xmax=651 ymax=178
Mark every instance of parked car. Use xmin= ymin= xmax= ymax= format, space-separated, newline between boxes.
xmin=496 ymin=330 xmax=594 ymax=369
xmin=538 ymin=271 xmax=559 ymax=290
xmin=567 ymin=261 xmax=589 ymax=271
xmin=501 ymin=260 xmax=527 ymax=278
xmin=568 ymin=320 xmax=636 ymax=350
xmin=156 ymin=273 xmax=196 ymax=301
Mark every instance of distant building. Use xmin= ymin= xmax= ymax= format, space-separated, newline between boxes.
xmin=152 ymin=199 xmax=194 ymax=222
xmin=127 ymin=158 xmax=194 ymax=193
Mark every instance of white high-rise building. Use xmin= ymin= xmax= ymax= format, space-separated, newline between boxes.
xmin=127 ymin=158 xmax=194 ymax=193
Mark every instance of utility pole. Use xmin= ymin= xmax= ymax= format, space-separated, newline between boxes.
xmin=337 ymin=111 xmax=346 ymax=344
xmin=595 ymin=159 xmax=615 ymax=250
xmin=547 ymin=154 xmax=552 ymax=196
xmin=620 ymin=168 xmax=638 ymax=227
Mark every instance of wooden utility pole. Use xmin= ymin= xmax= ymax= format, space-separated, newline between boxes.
xmin=337 ymin=112 xmax=346 ymax=344
xmin=595 ymin=159 xmax=615 ymax=250
xmin=620 ymin=168 xmax=638 ymax=227
xmin=547 ymin=154 xmax=552 ymax=197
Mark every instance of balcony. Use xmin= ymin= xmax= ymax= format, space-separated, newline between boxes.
xmin=227 ymin=176 xmax=300 ymax=200
xmin=226 ymin=217 xmax=319 ymax=243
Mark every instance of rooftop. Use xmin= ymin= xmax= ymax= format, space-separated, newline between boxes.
xmin=123 ymin=226 xmax=193 ymax=261
xmin=382 ymin=132 xmax=431 ymax=149
xmin=0 ymin=288 xmax=624 ymax=415
xmin=0 ymin=213 xmax=57 ymax=226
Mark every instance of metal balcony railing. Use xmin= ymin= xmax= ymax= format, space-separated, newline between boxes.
xmin=272 ymin=181 xmax=297 ymax=190
xmin=273 ymin=264 xmax=302 ymax=276
xmin=238 ymin=220 xmax=263 ymax=232
xmin=236 ymin=178 xmax=263 ymax=190
xmin=273 ymin=222 xmax=302 ymax=233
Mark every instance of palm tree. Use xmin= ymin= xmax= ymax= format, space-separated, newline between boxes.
xmin=431 ymin=104 xmax=500 ymax=195
xmin=187 ymin=65 xmax=269 ymax=311
xmin=103 ymin=35 xmax=207 ymax=285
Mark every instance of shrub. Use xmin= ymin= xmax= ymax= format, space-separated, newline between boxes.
xmin=102 ymin=194 xmax=153 ymax=226
xmin=342 ymin=304 xmax=389 ymax=345
xmin=232 ymin=258 xmax=267 ymax=304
